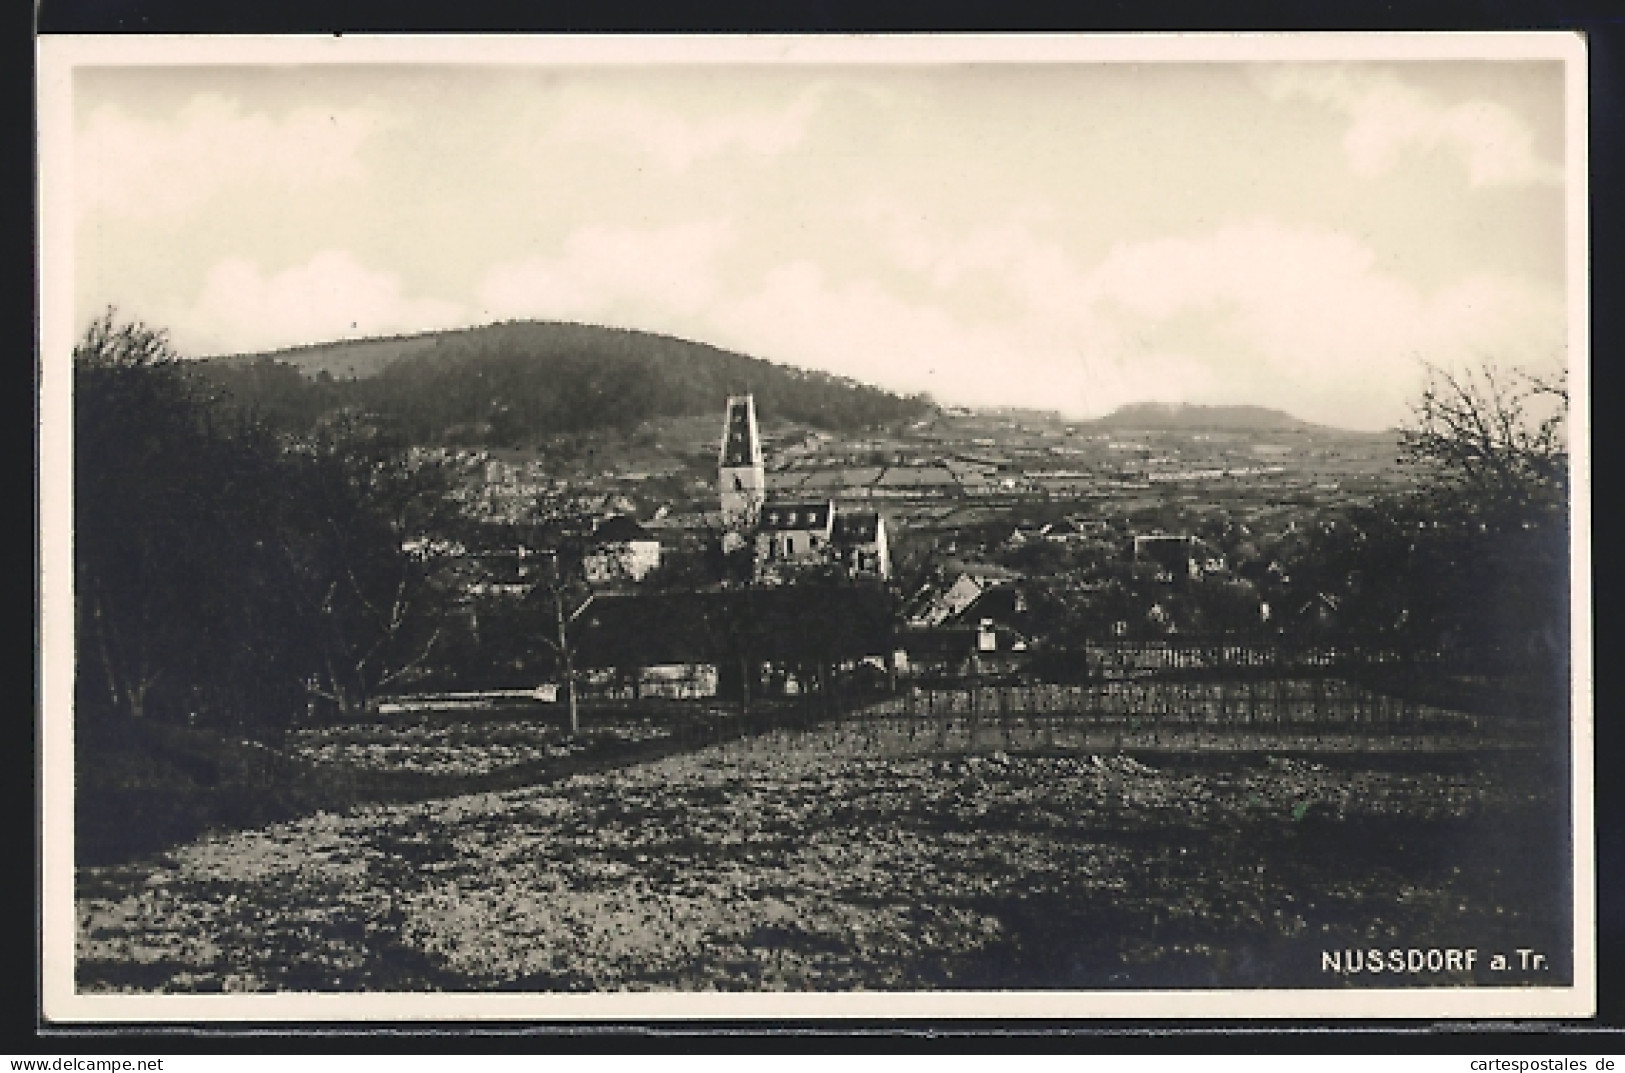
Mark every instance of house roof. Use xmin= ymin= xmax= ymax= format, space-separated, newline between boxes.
xmin=759 ymin=501 xmax=834 ymax=531
xmin=832 ymin=511 xmax=882 ymax=544
xmin=1134 ymin=533 xmax=1194 ymax=548
xmin=901 ymin=569 xmax=1023 ymax=627
xmin=573 ymin=585 xmax=895 ymax=669
xmin=958 ymin=585 xmax=1024 ymax=626
xmin=897 ymin=623 xmax=1028 ymax=658
xmin=591 ymin=514 xmax=654 ymax=544
xmin=901 ymin=577 xmax=970 ymax=625
xmin=1135 ymin=534 xmax=1195 ymax=571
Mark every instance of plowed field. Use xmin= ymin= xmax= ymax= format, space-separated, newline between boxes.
xmin=76 ymin=714 xmax=1569 ymax=992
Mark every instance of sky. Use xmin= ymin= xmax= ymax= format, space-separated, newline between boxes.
xmin=66 ymin=46 xmax=1574 ymax=430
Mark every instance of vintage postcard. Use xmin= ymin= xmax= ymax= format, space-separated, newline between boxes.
xmin=36 ymin=32 xmax=1592 ymax=1022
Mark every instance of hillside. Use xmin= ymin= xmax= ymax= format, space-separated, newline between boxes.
xmin=193 ymin=321 xmax=934 ymax=445
xmin=1085 ymin=402 xmax=1337 ymax=433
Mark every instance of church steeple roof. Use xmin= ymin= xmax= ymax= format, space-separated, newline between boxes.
xmin=720 ymin=394 xmax=761 ymax=468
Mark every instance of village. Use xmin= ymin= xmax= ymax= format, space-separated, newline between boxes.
xmin=394 ymin=394 xmax=1422 ymax=708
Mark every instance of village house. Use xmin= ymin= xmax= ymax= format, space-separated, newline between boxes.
xmin=582 ymin=514 xmax=663 ymax=584
xmin=570 ymin=586 xmax=896 ymax=701
xmin=570 ymin=591 xmax=724 ymax=700
xmin=894 ymin=618 xmax=1030 ymax=683
xmin=756 ymin=500 xmax=835 ymax=567
xmin=832 ymin=510 xmax=890 ymax=580
xmin=903 ymin=560 xmax=1023 ymax=628
xmin=1004 ymin=522 xmax=1045 ymax=547
xmin=1042 ymin=517 xmax=1090 ymax=543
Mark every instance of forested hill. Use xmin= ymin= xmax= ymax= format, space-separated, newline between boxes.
xmin=192 ymin=321 xmax=934 ymax=444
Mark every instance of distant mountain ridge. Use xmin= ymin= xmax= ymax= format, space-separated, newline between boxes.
xmin=192 ymin=320 xmax=934 ymax=445
xmin=1085 ymin=401 xmax=1337 ymax=433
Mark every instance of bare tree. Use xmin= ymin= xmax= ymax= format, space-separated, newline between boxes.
xmin=281 ymin=422 xmax=460 ymax=719
xmin=532 ymin=547 xmax=594 ymax=737
xmin=1287 ymin=359 xmax=1575 ymax=675
xmin=505 ymin=511 xmax=598 ymax=736
xmin=1402 ymin=362 xmax=1569 ymax=512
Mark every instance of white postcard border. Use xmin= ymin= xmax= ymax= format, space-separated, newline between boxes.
xmin=36 ymin=30 xmax=1594 ymax=1023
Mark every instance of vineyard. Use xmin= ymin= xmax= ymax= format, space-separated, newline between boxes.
xmin=857 ymin=677 xmax=1483 ymax=748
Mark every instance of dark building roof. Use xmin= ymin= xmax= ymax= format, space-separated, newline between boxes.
xmin=831 ymin=511 xmax=882 ymax=544
xmin=1135 ymin=534 xmax=1196 ymax=572
xmin=897 ymin=623 xmax=1028 ymax=659
xmin=759 ymin=502 xmax=833 ymax=531
xmin=591 ymin=514 xmax=654 ymax=544
xmin=573 ymin=585 xmax=895 ymax=669
xmin=957 ymin=585 xmax=1024 ymax=626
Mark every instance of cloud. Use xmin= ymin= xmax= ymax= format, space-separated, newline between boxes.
xmin=548 ymin=86 xmax=824 ymax=173
xmin=1081 ymin=221 xmax=1565 ymax=391
xmin=833 ymin=208 xmax=1567 ymax=428
xmin=708 ymin=258 xmax=1218 ymax=421
xmin=173 ymin=250 xmax=466 ymax=355
xmin=76 ymin=93 xmax=399 ymax=221
xmin=477 ymin=220 xmax=735 ymax=324
xmin=1254 ymin=65 xmax=1562 ymax=187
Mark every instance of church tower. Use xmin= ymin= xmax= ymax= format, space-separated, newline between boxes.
xmin=718 ymin=394 xmax=765 ymax=537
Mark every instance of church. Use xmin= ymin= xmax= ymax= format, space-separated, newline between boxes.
xmin=717 ymin=394 xmax=890 ymax=584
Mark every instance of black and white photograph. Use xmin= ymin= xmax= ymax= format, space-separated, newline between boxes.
xmin=37 ymin=33 xmax=1591 ymax=1020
